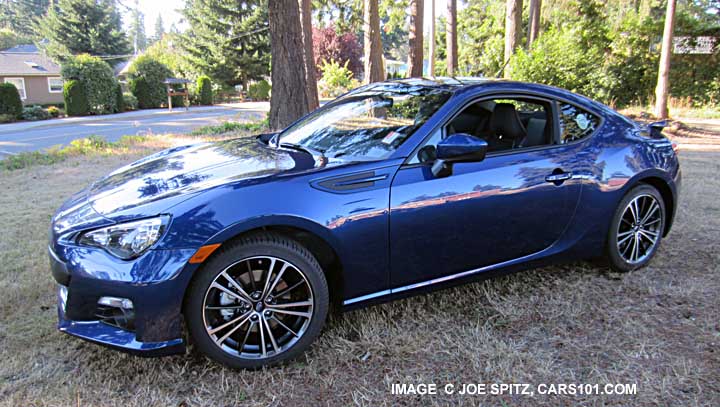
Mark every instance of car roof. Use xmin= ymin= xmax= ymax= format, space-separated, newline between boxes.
xmin=384 ymin=77 xmax=614 ymax=115
xmin=385 ymin=77 xmax=573 ymax=95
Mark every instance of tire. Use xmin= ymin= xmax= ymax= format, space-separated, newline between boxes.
xmin=606 ymin=184 xmax=666 ymax=272
xmin=185 ymin=233 xmax=329 ymax=369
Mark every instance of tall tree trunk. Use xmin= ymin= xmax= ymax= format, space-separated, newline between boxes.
xmin=446 ymin=0 xmax=457 ymax=76
xmin=364 ymin=0 xmax=385 ymax=83
xmin=428 ymin=0 xmax=435 ymax=76
xmin=503 ymin=0 xmax=522 ymax=78
xmin=299 ymin=0 xmax=319 ymax=110
xmin=527 ymin=0 xmax=541 ymax=47
xmin=407 ymin=0 xmax=424 ymax=77
xmin=655 ymin=0 xmax=676 ymax=119
xmin=269 ymin=0 xmax=310 ymax=130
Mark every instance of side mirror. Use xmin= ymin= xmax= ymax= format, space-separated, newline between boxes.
xmin=432 ymin=133 xmax=488 ymax=177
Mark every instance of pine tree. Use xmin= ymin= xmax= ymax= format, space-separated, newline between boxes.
xmin=527 ymin=0 xmax=541 ymax=47
xmin=152 ymin=14 xmax=165 ymax=43
xmin=655 ymin=0 xmax=677 ymax=119
xmin=364 ymin=0 xmax=384 ymax=83
xmin=269 ymin=0 xmax=310 ymax=129
xmin=129 ymin=0 xmax=147 ymax=54
xmin=181 ymin=0 xmax=270 ymax=88
xmin=446 ymin=0 xmax=457 ymax=75
xmin=300 ymin=0 xmax=319 ymax=110
xmin=407 ymin=0 xmax=424 ymax=77
xmin=0 ymin=0 xmax=50 ymax=39
xmin=36 ymin=0 xmax=130 ymax=61
xmin=503 ymin=0 xmax=522 ymax=78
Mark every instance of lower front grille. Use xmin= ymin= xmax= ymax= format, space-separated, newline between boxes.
xmin=96 ymin=305 xmax=136 ymax=331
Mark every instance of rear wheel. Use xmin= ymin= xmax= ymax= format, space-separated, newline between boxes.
xmin=606 ymin=185 xmax=665 ymax=272
xmin=185 ymin=233 xmax=329 ymax=369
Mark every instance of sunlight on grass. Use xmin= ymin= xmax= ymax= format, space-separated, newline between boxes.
xmin=1 ymin=120 xmax=268 ymax=172
xmin=190 ymin=118 xmax=269 ymax=136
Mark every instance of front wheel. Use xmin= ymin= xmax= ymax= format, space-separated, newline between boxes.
xmin=185 ymin=233 xmax=329 ymax=369
xmin=606 ymin=185 xmax=666 ymax=272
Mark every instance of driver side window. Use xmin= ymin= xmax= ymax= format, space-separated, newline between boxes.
xmin=411 ymin=97 xmax=554 ymax=164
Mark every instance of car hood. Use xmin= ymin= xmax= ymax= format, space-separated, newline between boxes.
xmin=87 ymin=137 xmax=318 ymax=215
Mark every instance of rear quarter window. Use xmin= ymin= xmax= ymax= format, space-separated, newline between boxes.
xmin=558 ymin=103 xmax=600 ymax=143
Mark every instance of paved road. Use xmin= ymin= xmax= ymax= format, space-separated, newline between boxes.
xmin=0 ymin=103 xmax=269 ymax=157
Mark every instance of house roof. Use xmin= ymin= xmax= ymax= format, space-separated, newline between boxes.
xmin=0 ymin=44 xmax=61 ymax=76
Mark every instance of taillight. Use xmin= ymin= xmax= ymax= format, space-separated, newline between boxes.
xmin=671 ymin=142 xmax=679 ymax=153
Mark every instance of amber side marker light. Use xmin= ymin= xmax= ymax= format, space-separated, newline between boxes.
xmin=189 ymin=243 xmax=221 ymax=264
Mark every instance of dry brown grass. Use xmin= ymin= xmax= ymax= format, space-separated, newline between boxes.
xmin=0 ymin=136 xmax=718 ymax=406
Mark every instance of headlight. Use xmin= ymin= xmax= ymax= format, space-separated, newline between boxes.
xmin=77 ymin=216 xmax=169 ymax=260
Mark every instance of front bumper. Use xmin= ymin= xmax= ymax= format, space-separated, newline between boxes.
xmin=50 ymin=244 xmax=199 ymax=357
xmin=57 ymin=285 xmax=185 ymax=356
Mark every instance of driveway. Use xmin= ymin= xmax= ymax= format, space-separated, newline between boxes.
xmin=0 ymin=102 xmax=269 ymax=157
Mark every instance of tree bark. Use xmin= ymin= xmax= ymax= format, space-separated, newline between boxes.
xmin=300 ymin=0 xmax=319 ymax=110
xmin=407 ymin=0 xmax=424 ymax=77
xmin=655 ymin=0 xmax=676 ymax=120
xmin=269 ymin=0 xmax=310 ymax=130
xmin=428 ymin=0 xmax=435 ymax=77
xmin=503 ymin=0 xmax=522 ymax=78
xmin=527 ymin=0 xmax=541 ymax=47
xmin=363 ymin=0 xmax=385 ymax=83
xmin=446 ymin=0 xmax=457 ymax=76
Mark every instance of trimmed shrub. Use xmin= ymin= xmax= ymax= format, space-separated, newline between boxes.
xmin=123 ymin=92 xmax=138 ymax=110
xmin=318 ymin=59 xmax=358 ymax=98
xmin=0 ymin=82 xmax=23 ymax=119
xmin=129 ymin=77 xmax=152 ymax=109
xmin=63 ymin=80 xmax=89 ymax=116
xmin=21 ymin=105 xmax=51 ymax=121
xmin=197 ymin=75 xmax=212 ymax=105
xmin=247 ymin=80 xmax=271 ymax=101
xmin=115 ymin=83 xmax=124 ymax=113
xmin=61 ymin=54 xmax=118 ymax=114
xmin=127 ymin=55 xmax=172 ymax=108
xmin=47 ymin=106 xmax=61 ymax=118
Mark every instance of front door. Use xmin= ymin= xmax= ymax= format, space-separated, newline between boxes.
xmin=388 ymin=96 xmax=585 ymax=288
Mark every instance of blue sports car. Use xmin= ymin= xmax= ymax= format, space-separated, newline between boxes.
xmin=49 ymin=78 xmax=681 ymax=369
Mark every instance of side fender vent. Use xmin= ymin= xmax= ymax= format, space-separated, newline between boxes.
xmin=312 ymin=171 xmax=389 ymax=193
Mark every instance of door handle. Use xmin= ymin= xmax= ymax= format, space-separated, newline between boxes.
xmin=545 ymin=171 xmax=572 ymax=184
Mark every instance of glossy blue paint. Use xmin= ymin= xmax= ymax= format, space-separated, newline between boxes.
xmin=436 ymin=133 xmax=488 ymax=161
xmin=57 ymin=287 xmax=185 ymax=356
xmin=48 ymin=79 xmax=680 ymax=356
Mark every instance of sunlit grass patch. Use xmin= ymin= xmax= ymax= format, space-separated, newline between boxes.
xmin=1 ymin=135 xmax=150 ymax=171
xmin=190 ymin=118 xmax=270 ymax=136
xmin=1 ymin=119 xmax=268 ymax=172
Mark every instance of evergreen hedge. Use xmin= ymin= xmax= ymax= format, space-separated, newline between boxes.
xmin=129 ymin=77 xmax=153 ymax=109
xmin=61 ymin=54 xmax=118 ymax=114
xmin=0 ymin=83 xmax=23 ymax=119
xmin=197 ymin=76 xmax=212 ymax=105
xmin=63 ymin=80 xmax=89 ymax=116
xmin=115 ymin=83 xmax=124 ymax=113
xmin=128 ymin=55 xmax=172 ymax=109
xmin=248 ymin=80 xmax=271 ymax=101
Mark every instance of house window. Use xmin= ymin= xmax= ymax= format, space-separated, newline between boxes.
xmin=4 ymin=78 xmax=26 ymax=100
xmin=48 ymin=77 xmax=63 ymax=93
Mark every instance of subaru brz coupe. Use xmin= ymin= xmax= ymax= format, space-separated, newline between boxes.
xmin=49 ymin=78 xmax=680 ymax=369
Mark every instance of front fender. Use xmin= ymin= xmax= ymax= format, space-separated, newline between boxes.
xmin=204 ymin=214 xmax=344 ymax=254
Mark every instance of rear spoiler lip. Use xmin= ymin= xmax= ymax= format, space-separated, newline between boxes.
xmin=643 ymin=120 xmax=669 ymax=139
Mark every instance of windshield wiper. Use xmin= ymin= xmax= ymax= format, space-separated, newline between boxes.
xmin=279 ymin=142 xmax=325 ymax=157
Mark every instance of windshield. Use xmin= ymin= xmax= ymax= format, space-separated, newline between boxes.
xmin=278 ymin=84 xmax=452 ymax=160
